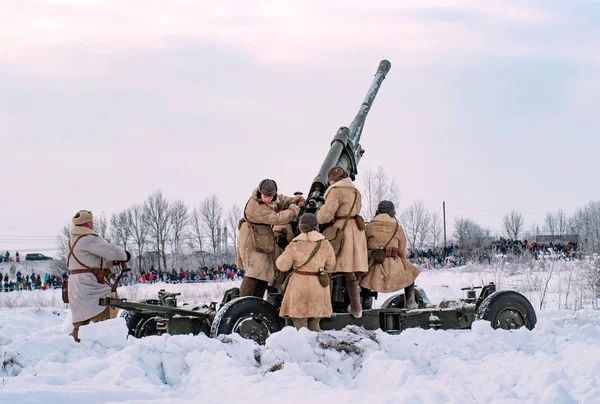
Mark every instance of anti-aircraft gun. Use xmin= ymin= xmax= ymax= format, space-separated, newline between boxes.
xmin=101 ymin=60 xmax=537 ymax=345
xmin=304 ymin=59 xmax=391 ymax=213
xmin=281 ymin=60 xmax=392 ymax=311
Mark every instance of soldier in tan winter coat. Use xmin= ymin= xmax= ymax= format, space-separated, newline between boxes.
xmin=238 ymin=179 xmax=304 ymax=298
xmin=276 ymin=213 xmax=336 ymax=332
xmin=317 ymin=166 xmax=369 ymax=318
xmin=66 ymin=210 xmax=131 ymax=342
xmin=360 ymin=201 xmax=420 ymax=308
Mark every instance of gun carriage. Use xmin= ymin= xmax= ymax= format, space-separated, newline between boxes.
xmin=100 ymin=60 xmax=537 ymax=344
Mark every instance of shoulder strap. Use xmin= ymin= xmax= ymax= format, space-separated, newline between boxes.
xmin=67 ymin=234 xmax=97 ymax=270
xmin=383 ymin=222 xmax=399 ymax=249
xmin=296 ymin=240 xmax=322 ymax=269
xmin=340 ymin=189 xmax=358 ymax=232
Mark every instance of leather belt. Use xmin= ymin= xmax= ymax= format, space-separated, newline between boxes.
xmin=293 ymin=269 xmax=319 ymax=276
xmin=69 ymin=269 xmax=101 ymax=274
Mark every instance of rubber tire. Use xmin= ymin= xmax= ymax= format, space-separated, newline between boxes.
xmin=134 ymin=315 xmax=159 ymax=338
xmin=381 ymin=293 xmax=405 ymax=309
xmin=210 ymin=297 xmax=283 ymax=344
xmin=477 ymin=291 xmax=537 ymax=330
xmin=120 ymin=299 xmax=160 ymax=336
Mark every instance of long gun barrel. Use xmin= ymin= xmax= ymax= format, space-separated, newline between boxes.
xmin=306 ymin=60 xmax=392 ymax=211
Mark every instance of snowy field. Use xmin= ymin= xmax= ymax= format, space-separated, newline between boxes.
xmin=1 ymin=264 xmax=600 ymax=403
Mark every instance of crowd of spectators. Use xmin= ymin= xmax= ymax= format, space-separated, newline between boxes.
xmin=2 ymin=264 xmax=243 ymax=292
xmin=493 ymin=237 xmax=578 ymax=260
xmin=131 ymin=264 xmax=244 ymax=285
xmin=407 ymin=245 xmax=466 ymax=269
xmin=1 ymin=271 xmax=66 ymax=292
xmin=405 ymin=238 xmax=580 ymax=269
xmin=0 ymin=238 xmax=582 ymax=291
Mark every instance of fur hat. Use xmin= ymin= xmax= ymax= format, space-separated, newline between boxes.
xmin=327 ymin=166 xmax=348 ymax=182
xmin=377 ymin=200 xmax=395 ymax=215
xmin=258 ymin=179 xmax=278 ymax=197
xmin=72 ymin=210 xmax=93 ymax=225
xmin=299 ymin=213 xmax=318 ymax=233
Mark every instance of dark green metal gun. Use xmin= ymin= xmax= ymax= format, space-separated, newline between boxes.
xmin=100 ymin=60 xmax=537 ymax=346
xmin=306 ymin=60 xmax=391 ymax=212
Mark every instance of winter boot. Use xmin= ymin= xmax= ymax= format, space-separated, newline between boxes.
xmin=346 ymin=280 xmax=363 ymax=318
xmin=404 ymin=283 xmax=418 ymax=309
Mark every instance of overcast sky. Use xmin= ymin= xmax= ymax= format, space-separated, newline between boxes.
xmin=1 ymin=0 xmax=599 ymax=257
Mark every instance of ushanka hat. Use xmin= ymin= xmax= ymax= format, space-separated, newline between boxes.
xmin=258 ymin=179 xmax=278 ymax=197
xmin=377 ymin=200 xmax=395 ymax=214
xmin=327 ymin=166 xmax=348 ymax=182
xmin=72 ymin=210 xmax=93 ymax=225
xmin=298 ymin=213 xmax=318 ymax=233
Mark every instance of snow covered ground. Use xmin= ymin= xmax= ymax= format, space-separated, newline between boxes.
xmin=1 ymin=266 xmax=600 ymax=403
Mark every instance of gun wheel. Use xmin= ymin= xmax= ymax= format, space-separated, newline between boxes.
xmin=133 ymin=316 xmax=160 ymax=338
xmin=210 ymin=297 xmax=283 ymax=344
xmin=476 ymin=290 xmax=537 ymax=330
xmin=380 ymin=293 xmax=405 ymax=309
xmin=120 ymin=299 xmax=160 ymax=337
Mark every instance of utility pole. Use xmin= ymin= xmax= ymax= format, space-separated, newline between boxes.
xmin=217 ymin=227 xmax=222 ymax=255
xmin=443 ymin=201 xmax=447 ymax=248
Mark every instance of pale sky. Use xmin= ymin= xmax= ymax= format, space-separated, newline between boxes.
xmin=1 ymin=0 xmax=599 ymax=257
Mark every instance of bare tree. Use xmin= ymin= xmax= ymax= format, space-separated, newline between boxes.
xmin=361 ymin=166 xmax=401 ymax=221
xmin=227 ymin=203 xmax=242 ymax=253
xmin=570 ymin=201 xmax=600 ymax=254
xmin=95 ymin=213 xmax=109 ymax=239
xmin=56 ymin=223 xmax=71 ymax=260
xmin=169 ymin=199 xmax=190 ymax=269
xmin=556 ymin=209 xmax=569 ymax=235
xmin=128 ymin=204 xmax=149 ymax=271
xmin=544 ymin=212 xmax=557 ymax=236
xmin=401 ymin=200 xmax=431 ymax=250
xmin=110 ymin=210 xmax=131 ymax=251
xmin=544 ymin=209 xmax=568 ymax=236
xmin=454 ymin=217 xmax=490 ymax=256
xmin=200 ymin=195 xmax=223 ymax=254
xmin=429 ymin=212 xmax=443 ymax=249
xmin=191 ymin=207 xmax=205 ymax=253
xmin=144 ymin=190 xmax=171 ymax=270
xmin=502 ymin=210 xmax=525 ymax=239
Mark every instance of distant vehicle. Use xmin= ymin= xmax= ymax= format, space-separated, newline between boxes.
xmin=25 ymin=253 xmax=53 ymax=261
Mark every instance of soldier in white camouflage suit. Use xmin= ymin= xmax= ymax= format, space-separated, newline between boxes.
xmin=66 ymin=210 xmax=130 ymax=342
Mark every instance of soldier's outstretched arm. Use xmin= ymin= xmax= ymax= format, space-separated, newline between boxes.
xmin=278 ymin=194 xmax=297 ymax=207
xmin=83 ymin=237 xmax=128 ymax=262
xmin=248 ymin=204 xmax=300 ymax=226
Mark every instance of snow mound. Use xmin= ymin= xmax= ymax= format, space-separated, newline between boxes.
xmin=2 ymin=309 xmax=600 ymax=403
xmin=79 ymin=317 xmax=129 ymax=348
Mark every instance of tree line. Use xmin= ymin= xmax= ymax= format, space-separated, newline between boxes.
xmin=56 ymin=167 xmax=600 ymax=270
xmin=57 ymin=190 xmax=241 ymax=271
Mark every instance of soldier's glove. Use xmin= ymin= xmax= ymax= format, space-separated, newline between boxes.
xmin=113 ymin=251 xmax=131 ymax=266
